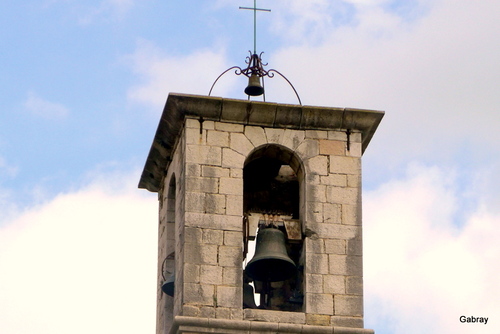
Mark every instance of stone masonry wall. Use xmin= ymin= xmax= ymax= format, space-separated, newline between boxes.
xmin=158 ymin=117 xmax=365 ymax=332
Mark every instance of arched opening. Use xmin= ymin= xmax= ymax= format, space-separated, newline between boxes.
xmin=242 ymin=144 xmax=304 ymax=312
xmin=159 ymin=174 xmax=176 ymax=329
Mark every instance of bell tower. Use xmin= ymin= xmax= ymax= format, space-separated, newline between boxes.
xmin=139 ymin=93 xmax=383 ymax=334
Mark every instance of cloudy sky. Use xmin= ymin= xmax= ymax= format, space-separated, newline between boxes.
xmin=1 ymin=0 xmax=499 ymax=333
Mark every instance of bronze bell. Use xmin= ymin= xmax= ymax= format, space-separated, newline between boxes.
xmin=245 ymin=227 xmax=297 ymax=282
xmin=244 ymin=74 xmax=264 ymax=96
xmin=161 ymin=271 xmax=175 ymax=296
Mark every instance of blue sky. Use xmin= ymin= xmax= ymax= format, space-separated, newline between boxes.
xmin=1 ymin=1 xmax=499 ymax=333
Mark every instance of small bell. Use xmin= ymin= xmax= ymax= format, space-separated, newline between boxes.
xmin=244 ymin=74 xmax=264 ymax=96
xmin=161 ymin=271 xmax=175 ymax=296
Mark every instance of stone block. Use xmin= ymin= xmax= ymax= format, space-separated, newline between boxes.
xmin=282 ymin=129 xmax=305 ymax=150
xmin=319 ymin=140 xmax=345 ymax=155
xmin=307 ymin=201 xmax=323 ymax=224
xmin=330 ymin=316 xmax=364 ymax=328
xmin=215 ymin=122 xmax=244 ymax=132
xmin=199 ymin=265 xmax=223 ymax=284
xmin=306 ymin=253 xmax=329 ymax=274
xmin=347 ymin=174 xmax=361 ymax=188
xmin=219 ymin=177 xmax=243 ymax=195
xmin=186 ymin=145 xmax=222 ymax=166
xmin=225 ymin=195 xmax=243 ymax=216
xmin=185 ymin=118 xmax=201 ymax=129
xmin=265 ymin=128 xmax=285 ymax=144
xmin=327 ymin=186 xmax=359 ymax=205
xmin=334 ymin=295 xmax=363 ymax=317
xmin=202 ymin=165 xmax=230 ymax=178
xmin=183 ymin=263 xmax=200 ymax=283
xmin=347 ymin=239 xmax=363 ymax=256
xmin=230 ymin=132 xmax=254 ymax=156
xmin=328 ymin=254 xmax=348 ymax=275
xmin=216 ymin=307 xmax=244 ymax=320
xmin=305 ymin=313 xmax=331 ymax=326
xmin=218 ymin=245 xmax=242 ymax=267
xmin=295 ymin=139 xmax=320 ymax=160
xmin=342 ymin=204 xmax=361 ymax=225
xmin=207 ymin=130 xmax=229 ymax=147
xmin=184 ymin=243 xmax=218 ymax=265
xmin=186 ymin=163 xmax=201 ymax=177
xmin=182 ymin=305 xmax=200 ymax=317
xmin=184 ymin=283 xmax=215 ymax=306
xmin=185 ymin=212 xmax=242 ymax=231
xmin=230 ymin=168 xmax=243 ymax=178
xmin=306 ymin=184 xmax=327 ymax=203
xmin=186 ymin=177 xmax=219 ymax=194
xmin=185 ymin=127 xmax=206 ymax=145
xmin=323 ymin=275 xmax=345 ymax=294
xmin=327 ymin=130 xmax=347 ymax=141
xmin=202 ymin=229 xmax=224 ymax=244
xmin=221 ymin=148 xmax=245 ymax=168
xmin=346 ymin=276 xmax=363 ymax=295
xmin=346 ymin=256 xmax=363 ymax=276
xmin=200 ymin=306 xmax=216 ymax=318
xmin=305 ymin=273 xmax=324 ymax=293
xmin=306 ymin=293 xmax=334 ymax=315
xmin=324 ymin=239 xmax=345 ymax=254
xmin=222 ymin=267 xmax=242 ymax=286
xmin=323 ymin=203 xmax=342 ymax=224
xmin=184 ymin=227 xmax=202 ymax=244
xmin=306 ymin=155 xmax=329 ymax=176
xmin=304 ymin=237 xmax=324 ymax=254
xmin=346 ymin=142 xmax=362 ymax=158
xmin=305 ymin=130 xmax=328 ymax=139
xmin=224 ymin=231 xmax=243 ymax=246
xmin=320 ymin=174 xmax=347 ymax=187
xmin=216 ymin=286 xmax=242 ymax=308
xmin=329 ymin=156 xmax=360 ymax=175
xmin=204 ymin=193 xmax=226 ymax=215
xmin=244 ymin=309 xmax=306 ymax=324
xmin=185 ymin=192 xmax=205 ymax=212
xmin=306 ymin=222 xmax=360 ymax=240
xmin=244 ymin=126 xmax=267 ymax=148
xmin=202 ymin=120 xmax=216 ymax=130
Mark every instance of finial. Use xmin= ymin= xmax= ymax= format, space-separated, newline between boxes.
xmin=208 ymin=1 xmax=302 ymax=104
xmin=239 ymin=0 xmax=271 ymax=55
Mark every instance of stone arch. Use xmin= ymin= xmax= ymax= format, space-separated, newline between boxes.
xmin=159 ymin=173 xmax=176 ymax=330
xmin=243 ymin=144 xmax=305 ymax=311
xmin=243 ymin=144 xmax=305 ymax=219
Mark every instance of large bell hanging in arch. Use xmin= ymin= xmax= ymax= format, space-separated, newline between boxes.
xmin=245 ymin=227 xmax=297 ymax=282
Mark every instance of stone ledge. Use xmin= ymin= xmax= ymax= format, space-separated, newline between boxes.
xmin=170 ymin=315 xmax=375 ymax=334
xmin=139 ymin=93 xmax=384 ymax=192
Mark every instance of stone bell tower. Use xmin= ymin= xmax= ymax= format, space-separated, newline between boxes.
xmin=139 ymin=93 xmax=383 ymax=334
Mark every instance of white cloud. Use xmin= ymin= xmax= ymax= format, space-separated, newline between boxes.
xmin=126 ymin=40 xmax=239 ymax=112
xmin=266 ymin=0 xmax=500 ymax=168
xmin=77 ymin=0 xmax=134 ymax=24
xmin=23 ymin=92 xmax=69 ymax=120
xmin=364 ymin=163 xmax=500 ymax=333
xmin=0 ymin=171 xmax=158 ymax=334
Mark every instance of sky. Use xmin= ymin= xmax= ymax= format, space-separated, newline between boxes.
xmin=0 ymin=0 xmax=499 ymax=333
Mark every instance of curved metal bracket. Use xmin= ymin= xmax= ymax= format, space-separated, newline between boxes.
xmin=208 ymin=66 xmax=242 ymax=97
xmin=208 ymin=51 xmax=302 ymax=105
xmin=267 ymin=69 xmax=302 ymax=105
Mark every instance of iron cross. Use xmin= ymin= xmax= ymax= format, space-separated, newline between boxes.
xmin=239 ymin=0 xmax=271 ymax=54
